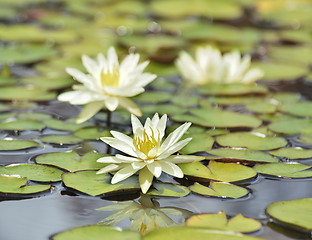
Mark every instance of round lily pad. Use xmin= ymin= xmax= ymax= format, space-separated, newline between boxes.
xmin=266 ymin=198 xmax=312 ymax=233
xmin=44 ymin=118 xmax=84 ymax=132
xmin=0 ymin=174 xmax=51 ymax=195
xmin=52 ymin=225 xmax=141 ymax=240
xmin=179 ymin=161 xmax=257 ymax=182
xmin=0 ymin=139 xmax=39 ymax=151
xmin=207 ymin=148 xmax=278 ymax=163
xmin=190 ymin=182 xmax=249 ymax=199
xmin=62 ymin=171 xmax=140 ymax=196
xmin=0 ymin=87 xmax=57 ymax=101
xmin=278 ymin=102 xmax=312 ymax=117
xmin=215 ymin=132 xmax=287 ymax=150
xmin=132 ymin=91 xmax=172 ymax=103
xmin=0 ymin=119 xmax=45 ymax=131
xmin=74 ymin=127 xmax=110 ymax=140
xmin=186 ymin=212 xmax=261 ymax=233
xmin=268 ymin=119 xmax=312 ymax=135
xmin=179 ymin=133 xmax=214 ymax=154
xmin=21 ymin=76 xmax=74 ymax=90
xmin=40 ymin=135 xmax=82 ymax=145
xmin=143 ymin=226 xmax=265 ymax=240
xmin=147 ymin=182 xmax=190 ymax=197
xmin=245 ymin=102 xmax=277 ymax=114
xmin=269 ymin=148 xmax=312 ymax=160
xmin=0 ymin=164 xmax=63 ymax=182
xmin=35 ymin=151 xmax=107 ymax=172
xmin=253 ymin=163 xmax=312 ymax=178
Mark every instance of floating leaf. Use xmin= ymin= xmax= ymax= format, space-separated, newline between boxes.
xmin=254 ymin=163 xmax=312 ymax=178
xmin=207 ymin=148 xmax=278 ymax=163
xmin=40 ymin=135 xmax=82 ymax=145
xmin=44 ymin=118 xmax=84 ymax=132
xmin=245 ymin=102 xmax=277 ymax=114
xmin=35 ymin=151 xmax=106 ymax=172
xmin=74 ymin=127 xmax=110 ymax=140
xmin=147 ymin=182 xmax=190 ymax=197
xmin=186 ymin=212 xmax=261 ymax=233
xmin=18 ymin=112 xmax=52 ymax=121
xmin=141 ymin=104 xmax=186 ymax=116
xmin=0 ymin=119 xmax=45 ymax=131
xmin=179 ymin=133 xmax=214 ymax=154
xmin=179 ymin=161 xmax=257 ymax=182
xmin=0 ymin=87 xmax=56 ymax=101
xmin=0 ymin=174 xmax=50 ymax=195
xmin=0 ymin=139 xmax=39 ymax=151
xmin=190 ymin=182 xmax=248 ymax=199
xmin=21 ymin=76 xmax=74 ymax=90
xmin=62 ymin=171 xmax=140 ymax=196
xmin=52 ymin=225 xmax=141 ymax=240
xmin=269 ymin=148 xmax=312 ymax=160
xmin=0 ymin=164 xmax=63 ymax=182
xmin=133 ymin=91 xmax=172 ymax=103
xmin=278 ymin=102 xmax=312 ymax=117
xmin=215 ymin=132 xmax=287 ymax=150
xmin=268 ymin=119 xmax=312 ymax=135
xmin=143 ymin=226 xmax=265 ymax=240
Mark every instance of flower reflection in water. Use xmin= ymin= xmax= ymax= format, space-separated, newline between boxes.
xmin=97 ymin=195 xmax=192 ymax=234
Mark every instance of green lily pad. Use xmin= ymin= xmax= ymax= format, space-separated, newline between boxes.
xmin=179 ymin=133 xmax=214 ymax=154
xmin=44 ymin=118 xmax=83 ymax=132
xmin=0 ymin=174 xmax=51 ymax=195
xmin=143 ymin=226 xmax=265 ymax=240
xmin=278 ymin=102 xmax=312 ymax=117
xmin=132 ymin=91 xmax=172 ymax=103
xmin=0 ymin=139 xmax=39 ymax=151
xmin=0 ymin=164 xmax=63 ymax=182
xmin=40 ymin=135 xmax=82 ymax=145
xmin=62 ymin=171 xmax=140 ymax=196
xmin=295 ymin=133 xmax=312 ymax=145
xmin=254 ymin=163 xmax=312 ymax=178
xmin=245 ymin=102 xmax=277 ymax=114
xmin=266 ymin=198 xmax=312 ymax=233
xmin=171 ymin=94 xmax=199 ymax=107
xmin=186 ymin=212 xmax=261 ymax=233
xmin=0 ymin=87 xmax=57 ymax=101
xmin=207 ymin=148 xmax=278 ymax=163
xmin=179 ymin=161 xmax=257 ymax=182
xmin=141 ymin=104 xmax=186 ymax=116
xmin=74 ymin=127 xmax=110 ymax=140
xmin=147 ymin=182 xmax=190 ymax=197
xmin=35 ymin=151 xmax=107 ymax=172
xmin=268 ymin=119 xmax=312 ymax=135
xmin=20 ymin=76 xmax=74 ymax=90
xmin=197 ymin=83 xmax=267 ymax=96
xmin=52 ymin=225 xmax=141 ymax=240
xmin=215 ymin=132 xmax=287 ymax=150
xmin=269 ymin=148 xmax=312 ymax=160
xmin=0 ymin=120 xmax=45 ymax=131
xmin=190 ymin=182 xmax=249 ymax=199
xmin=17 ymin=112 xmax=53 ymax=121
xmin=172 ymin=108 xmax=262 ymax=129
xmin=0 ymin=76 xmax=16 ymax=86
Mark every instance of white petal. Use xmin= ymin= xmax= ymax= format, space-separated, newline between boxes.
xmin=131 ymin=161 xmax=146 ymax=170
xmin=66 ymin=68 xmax=95 ymax=88
xmin=105 ymin=97 xmax=119 ymax=111
xmin=100 ymin=137 xmax=137 ymax=157
xmin=82 ymin=55 xmax=101 ymax=80
xmin=97 ymin=164 xmax=120 ymax=174
xmin=97 ymin=156 xmax=126 ymax=164
xmin=76 ymin=101 xmax=104 ymax=124
xmin=119 ymin=98 xmax=142 ymax=117
xmin=241 ymin=68 xmax=264 ymax=84
xmin=107 ymin=47 xmax=119 ymax=72
xmin=156 ymin=114 xmax=167 ymax=140
xmin=139 ymin=167 xmax=154 ymax=194
xmin=111 ymin=165 xmax=138 ymax=184
xmin=158 ymin=138 xmax=192 ymax=159
xmin=110 ymin=131 xmax=133 ymax=146
xmin=115 ymin=154 xmax=142 ymax=162
xmin=165 ymin=155 xmax=205 ymax=164
xmin=159 ymin=161 xmax=183 ymax=178
xmin=146 ymin=161 xmax=162 ymax=178
xmin=58 ymin=90 xmax=96 ymax=105
xmin=131 ymin=114 xmax=143 ymax=134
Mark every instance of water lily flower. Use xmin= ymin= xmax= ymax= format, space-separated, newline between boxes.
xmin=58 ymin=47 xmax=157 ymax=123
xmin=97 ymin=113 xmax=204 ymax=193
xmin=176 ymin=45 xmax=264 ymax=86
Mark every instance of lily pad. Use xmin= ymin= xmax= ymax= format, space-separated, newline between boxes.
xmin=278 ymin=102 xmax=312 ymax=117
xmin=141 ymin=104 xmax=186 ymax=116
xmin=266 ymin=198 xmax=312 ymax=233
xmin=35 ymin=151 xmax=107 ymax=172
xmin=17 ymin=112 xmax=52 ymax=121
xmin=245 ymin=102 xmax=277 ymax=114
xmin=215 ymin=132 xmax=287 ymax=150
xmin=132 ymin=91 xmax=172 ymax=103
xmin=0 ymin=87 xmax=57 ymax=101
xmin=0 ymin=164 xmax=63 ymax=182
xmin=52 ymin=225 xmax=141 ymax=240
xmin=0 ymin=139 xmax=39 ymax=151
xmin=62 ymin=171 xmax=140 ymax=196
xmin=44 ymin=118 xmax=84 ymax=132
xmin=143 ymin=226 xmax=265 ymax=240
xmin=269 ymin=148 xmax=312 ymax=160
xmin=0 ymin=174 xmax=51 ymax=195
xmin=186 ymin=212 xmax=261 ymax=233
xmin=179 ymin=133 xmax=214 ymax=154
xmin=40 ymin=135 xmax=82 ymax=145
xmin=21 ymin=76 xmax=74 ymax=90
xmin=190 ymin=182 xmax=249 ymax=199
xmin=268 ymin=119 xmax=312 ymax=135
xmin=74 ymin=127 xmax=110 ymax=140
xmin=179 ymin=161 xmax=257 ymax=182
xmin=207 ymin=148 xmax=278 ymax=163
xmin=147 ymin=182 xmax=190 ymax=197
xmin=0 ymin=119 xmax=45 ymax=131
xmin=254 ymin=163 xmax=312 ymax=178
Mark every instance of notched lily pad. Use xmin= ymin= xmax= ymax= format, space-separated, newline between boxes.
xmin=40 ymin=135 xmax=82 ymax=145
xmin=179 ymin=161 xmax=257 ymax=182
xmin=0 ymin=164 xmax=63 ymax=182
xmin=35 ymin=151 xmax=107 ymax=172
xmin=0 ymin=119 xmax=45 ymax=131
xmin=147 ymin=182 xmax=190 ymax=197
xmin=190 ymin=182 xmax=249 ymax=199
xmin=254 ymin=163 xmax=312 ymax=178
xmin=0 ymin=139 xmax=39 ymax=151
xmin=269 ymin=148 xmax=312 ymax=160
xmin=186 ymin=211 xmax=261 ymax=233
xmin=266 ymin=198 xmax=312 ymax=233
xmin=0 ymin=174 xmax=51 ymax=195
xmin=62 ymin=171 xmax=140 ymax=196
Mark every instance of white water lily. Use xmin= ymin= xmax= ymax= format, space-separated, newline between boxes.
xmin=176 ymin=45 xmax=264 ymax=85
xmin=97 ymin=113 xmax=204 ymax=193
xmin=58 ymin=47 xmax=157 ymax=123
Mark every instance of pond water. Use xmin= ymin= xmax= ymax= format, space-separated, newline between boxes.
xmin=1 ymin=0 xmax=312 ymax=240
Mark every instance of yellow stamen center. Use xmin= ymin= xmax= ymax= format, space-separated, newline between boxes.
xmin=133 ymin=128 xmax=160 ymax=157
xmin=101 ymin=67 xmax=119 ymax=88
